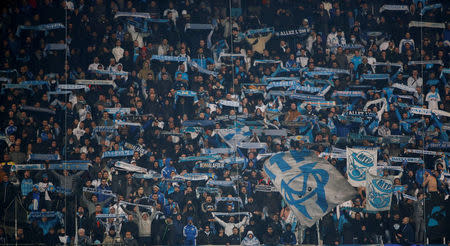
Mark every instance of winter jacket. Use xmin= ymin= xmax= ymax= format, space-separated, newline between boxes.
xmin=183 ymin=224 xmax=198 ymax=241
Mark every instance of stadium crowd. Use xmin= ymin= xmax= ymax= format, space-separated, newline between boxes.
xmin=0 ymin=0 xmax=449 ymax=245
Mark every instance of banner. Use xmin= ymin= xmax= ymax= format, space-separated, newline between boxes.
xmin=409 ymin=107 xmax=450 ymax=117
xmin=218 ymin=99 xmax=240 ymax=108
xmin=345 ymin=111 xmax=377 ymax=118
xmin=289 ymin=93 xmax=325 ymax=101
xmin=48 ymin=163 xmax=89 ymax=170
xmin=21 ymin=106 xmax=56 ymax=115
xmin=360 ymin=74 xmax=390 ymax=81
xmin=242 ymin=27 xmax=274 ymax=37
xmin=105 ymin=107 xmax=131 ymax=115
xmin=91 ymin=69 xmax=128 ymax=76
xmin=254 ymin=185 xmax=278 ymax=192
xmin=288 ymin=85 xmax=322 ymax=93
xmin=220 ymin=157 xmax=245 ymax=165
xmin=124 ymin=142 xmax=148 ymax=156
xmin=366 ymin=173 xmax=393 ymax=211
xmin=377 ymin=166 xmax=404 ymax=172
xmin=264 ymin=150 xmax=356 ymax=227
xmin=82 ymin=187 xmax=116 ymax=197
xmin=28 ymin=154 xmax=60 ymax=161
xmin=12 ymin=164 xmax=45 ymax=171
xmin=188 ymin=61 xmax=218 ymax=77
xmin=402 ymin=194 xmax=418 ymax=201
xmin=207 ymin=180 xmax=235 ymax=187
xmin=101 ymin=150 xmax=134 ymax=159
xmin=405 ymin=149 xmax=447 ymax=156
xmin=196 ymin=162 xmax=226 ymax=169
xmin=331 ymin=91 xmax=366 ymax=99
xmin=58 ymin=84 xmax=89 ymax=92
xmin=262 ymin=76 xmax=300 ymax=83
xmin=114 ymin=11 xmax=168 ymax=23
xmin=212 ymin=212 xmax=250 ymax=217
xmin=43 ymin=43 xmax=68 ymax=56
xmin=409 ymin=21 xmax=445 ymax=29
xmin=201 ymin=148 xmax=235 ymax=155
xmin=174 ymin=90 xmax=198 ymax=103
xmin=96 ymin=214 xmax=128 ymax=219
xmin=174 ymin=173 xmax=213 ymax=181
xmin=253 ymin=60 xmax=282 ymax=66
xmin=236 ymin=142 xmax=267 ymax=149
xmin=133 ymin=172 xmax=162 ymax=179
xmin=115 ymin=161 xmax=147 ymax=173
xmin=314 ymin=67 xmax=350 ymax=75
xmin=179 ymin=155 xmax=222 ymax=162
xmin=196 ymin=186 xmax=221 ymax=198
xmin=379 ymin=5 xmax=409 ymax=13
xmin=48 ymin=185 xmax=72 ymax=194
xmin=389 ymin=157 xmax=424 ymax=163
xmin=16 ymin=23 xmax=65 ymax=36
xmin=151 ymin=55 xmax=187 ymax=62
xmin=119 ymin=201 xmax=154 ymax=210
xmin=185 ymin=23 xmax=214 ymax=31
xmin=75 ymin=79 xmax=116 ymax=88
xmin=253 ymin=129 xmax=288 ymax=137
xmin=115 ymin=121 xmax=142 ymax=128
xmin=426 ymin=142 xmax=450 ymax=149
xmin=346 ymin=147 xmax=377 ymax=187
xmin=420 ymin=4 xmax=442 ymax=16
xmin=215 ymin=197 xmax=243 ymax=207
xmin=274 ymin=27 xmax=310 ymax=37
xmin=408 ymin=60 xmax=443 ymax=65
xmin=29 ymin=211 xmax=61 ymax=219
xmin=92 ymin=126 xmax=117 ymax=135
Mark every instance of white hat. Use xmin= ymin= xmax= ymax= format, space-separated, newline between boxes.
xmin=182 ymin=10 xmax=187 ymax=15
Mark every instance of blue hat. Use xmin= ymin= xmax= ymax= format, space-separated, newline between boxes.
xmin=42 ymin=173 xmax=48 ymax=178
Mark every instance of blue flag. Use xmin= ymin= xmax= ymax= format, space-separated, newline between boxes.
xmin=264 ymin=150 xmax=356 ymax=227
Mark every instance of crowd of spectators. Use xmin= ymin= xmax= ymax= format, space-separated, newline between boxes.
xmin=0 ymin=0 xmax=449 ymax=245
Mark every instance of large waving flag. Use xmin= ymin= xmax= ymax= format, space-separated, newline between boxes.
xmin=264 ymin=150 xmax=356 ymax=227
xmin=346 ymin=147 xmax=377 ymax=187
xmin=215 ymin=126 xmax=252 ymax=149
xmin=366 ymin=172 xmax=393 ymax=211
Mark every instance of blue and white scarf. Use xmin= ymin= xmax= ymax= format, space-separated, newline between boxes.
xmin=101 ymin=150 xmax=134 ymax=159
xmin=179 ymin=155 xmax=222 ymax=162
xmin=390 ymin=157 xmax=423 ymax=163
xmin=275 ymin=27 xmax=309 ymax=37
xmin=151 ymin=55 xmax=187 ymax=62
xmin=379 ymin=5 xmax=409 ymax=13
xmin=28 ymin=154 xmax=60 ymax=161
xmin=16 ymin=23 xmax=65 ymax=36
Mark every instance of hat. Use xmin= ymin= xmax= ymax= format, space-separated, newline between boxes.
xmin=33 ymin=184 xmax=39 ymax=189
xmin=181 ymin=10 xmax=187 ymax=15
xmin=247 ymin=231 xmax=254 ymax=236
xmin=173 ymin=182 xmax=180 ymax=187
xmin=187 ymin=216 xmax=193 ymax=221
xmin=42 ymin=173 xmax=48 ymax=179
xmin=303 ymin=18 xmax=309 ymax=23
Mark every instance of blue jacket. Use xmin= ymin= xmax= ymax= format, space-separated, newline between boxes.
xmin=183 ymin=224 xmax=198 ymax=240
xmin=280 ymin=231 xmax=297 ymax=245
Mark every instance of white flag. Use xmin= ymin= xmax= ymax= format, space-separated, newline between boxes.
xmin=346 ymin=147 xmax=377 ymax=187
xmin=264 ymin=150 xmax=356 ymax=227
xmin=366 ymin=173 xmax=393 ymax=211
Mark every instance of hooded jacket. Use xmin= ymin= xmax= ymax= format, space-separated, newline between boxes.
xmin=241 ymin=231 xmax=260 ymax=246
